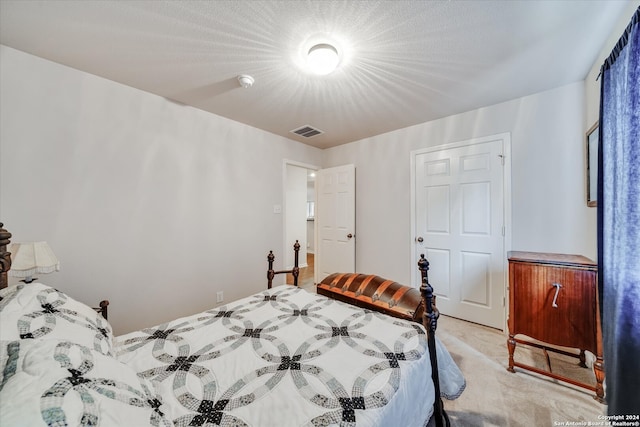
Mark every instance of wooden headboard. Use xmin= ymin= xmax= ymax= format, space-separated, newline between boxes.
xmin=0 ymin=222 xmax=12 ymax=289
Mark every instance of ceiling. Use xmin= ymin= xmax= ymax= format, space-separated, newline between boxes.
xmin=0 ymin=1 xmax=633 ymax=149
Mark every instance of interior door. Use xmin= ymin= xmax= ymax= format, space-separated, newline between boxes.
xmin=413 ymin=136 xmax=507 ymax=329
xmin=315 ymin=164 xmax=356 ymax=283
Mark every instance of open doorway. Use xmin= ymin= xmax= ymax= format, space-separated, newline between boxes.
xmin=283 ymin=161 xmax=317 ymax=290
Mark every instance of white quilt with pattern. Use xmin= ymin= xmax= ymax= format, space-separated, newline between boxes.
xmin=0 ymin=283 xmax=465 ymax=427
xmin=116 ymin=285 xmax=464 ymax=427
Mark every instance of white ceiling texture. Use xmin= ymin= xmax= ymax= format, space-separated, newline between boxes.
xmin=0 ymin=1 xmax=633 ymax=149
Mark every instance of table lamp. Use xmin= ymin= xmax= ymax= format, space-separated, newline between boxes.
xmin=8 ymin=241 xmax=60 ymax=283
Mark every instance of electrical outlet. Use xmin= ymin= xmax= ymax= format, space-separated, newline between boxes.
xmin=216 ymin=291 xmax=224 ymax=303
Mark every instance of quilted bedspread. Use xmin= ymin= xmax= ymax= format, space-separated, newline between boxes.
xmin=115 ymin=285 xmax=465 ymax=427
xmin=0 ymin=283 xmax=464 ymax=427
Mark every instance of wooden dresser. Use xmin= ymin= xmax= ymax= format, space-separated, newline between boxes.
xmin=506 ymin=251 xmax=604 ymax=402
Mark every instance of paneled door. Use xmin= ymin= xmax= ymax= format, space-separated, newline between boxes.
xmin=412 ymin=135 xmax=508 ymax=329
xmin=315 ymin=164 xmax=356 ymax=283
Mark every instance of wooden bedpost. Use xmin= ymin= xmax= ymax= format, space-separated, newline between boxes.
xmin=267 ymin=250 xmax=276 ymax=289
xmin=292 ymin=240 xmax=300 ymax=287
xmin=98 ymin=300 xmax=110 ymax=320
xmin=267 ymin=241 xmax=300 ymax=289
xmin=419 ymin=254 xmax=449 ymax=427
xmin=0 ymin=223 xmax=12 ymax=289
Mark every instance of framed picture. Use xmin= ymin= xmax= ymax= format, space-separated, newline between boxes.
xmin=586 ymin=122 xmax=598 ymax=207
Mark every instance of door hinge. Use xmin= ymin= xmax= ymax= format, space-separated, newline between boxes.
xmin=502 ymin=297 xmax=506 ymax=307
xmin=501 ymin=225 xmax=505 ymax=236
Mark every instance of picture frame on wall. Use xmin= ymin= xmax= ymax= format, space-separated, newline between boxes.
xmin=586 ymin=122 xmax=598 ymax=207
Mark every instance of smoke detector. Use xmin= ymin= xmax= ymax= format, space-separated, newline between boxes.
xmin=237 ymin=74 xmax=254 ymax=88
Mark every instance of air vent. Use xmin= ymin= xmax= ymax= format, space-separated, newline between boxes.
xmin=290 ymin=125 xmax=324 ymax=138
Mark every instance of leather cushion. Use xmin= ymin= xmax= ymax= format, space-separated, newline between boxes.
xmin=317 ymin=273 xmax=425 ymax=323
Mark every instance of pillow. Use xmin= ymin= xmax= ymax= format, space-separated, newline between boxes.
xmin=0 ymin=283 xmax=113 ymax=355
xmin=0 ymin=339 xmax=171 ymax=427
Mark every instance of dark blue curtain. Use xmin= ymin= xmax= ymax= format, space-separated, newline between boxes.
xmin=597 ymin=6 xmax=640 ymax=416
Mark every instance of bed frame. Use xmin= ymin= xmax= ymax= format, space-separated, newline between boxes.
xmin=0 ymin=223 xmax=11 ymax=290
xmin=269 ymin=245 xmax=449 ymax=427
xmin=267 ymin=240 xmax=300 ymax=288
xmin=0 ymin=225 xmax=447 ymax=426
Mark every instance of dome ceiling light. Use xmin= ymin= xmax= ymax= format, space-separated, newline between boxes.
xmin=307 ymin=43 xmax=339 ymax=75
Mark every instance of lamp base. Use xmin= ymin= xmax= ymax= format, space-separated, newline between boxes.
xmin=21 ymin=276 xmax=37 ymax=283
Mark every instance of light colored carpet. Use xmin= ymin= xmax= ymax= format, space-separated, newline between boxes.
xmin=436 ymin=315 xmax=606 ymax=426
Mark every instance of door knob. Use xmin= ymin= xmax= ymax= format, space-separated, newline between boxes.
xmin=416 ymin=236 xmax=424 ymax=243
xmin=347 ymin=233 xmax=353 ymax=239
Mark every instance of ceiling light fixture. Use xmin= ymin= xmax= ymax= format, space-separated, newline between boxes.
xmin=308 ymin=43 xmax=339 ymax=75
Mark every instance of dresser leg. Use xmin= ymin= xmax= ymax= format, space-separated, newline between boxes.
xmin=579 ymin=350 xmax=588 ymax=368
xmin=507 ymin=335 xmax=516 ymax=373
xmin=593 ymin=356 xmax=605 ymax=403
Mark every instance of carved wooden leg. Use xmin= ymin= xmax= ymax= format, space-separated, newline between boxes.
xmin=593 ymin=356 xmax=605 ymax=403
xmin=579 ymin=350 xmax=588 ymax=368
xmin=507 ymin=335 xmax=516 ymax=373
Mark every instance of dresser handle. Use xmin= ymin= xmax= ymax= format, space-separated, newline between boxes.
xmin=551 ymin=283 xmax=562 ymax=308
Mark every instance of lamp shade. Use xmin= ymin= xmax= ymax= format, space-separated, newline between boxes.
xmin=9 ymin=242 xmax=60 ymax=279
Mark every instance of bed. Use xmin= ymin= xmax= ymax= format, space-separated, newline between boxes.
xmin=0 ymin=224 xmax=464 ymax=426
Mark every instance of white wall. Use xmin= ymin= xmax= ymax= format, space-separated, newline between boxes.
xmin=323 ymin=81 xmax=593 ymax=285
xmin=0 ymin=46 xmax=322 ymax=334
